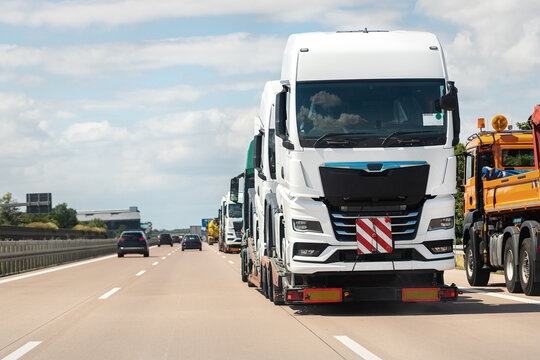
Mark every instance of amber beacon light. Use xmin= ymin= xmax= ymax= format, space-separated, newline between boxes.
xmin=492 ymin=115 xmax=508 ymax=132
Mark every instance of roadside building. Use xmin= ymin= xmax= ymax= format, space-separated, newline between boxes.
xmin=77 ymin=206 xmax=141 ymax=237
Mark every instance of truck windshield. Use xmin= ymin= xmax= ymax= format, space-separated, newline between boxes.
xmin=296 ymin=79 xmax=447 ymax=148
xmin=228 ymin=203 xmax=242 ymax=218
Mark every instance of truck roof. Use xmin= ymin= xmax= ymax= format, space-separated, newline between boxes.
xmin=281 ymin=30 xmax=447 ymax=82
xmin=466 ymin=130 xmax=532 ymax=149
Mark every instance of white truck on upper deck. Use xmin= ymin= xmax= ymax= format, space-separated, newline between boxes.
xmin=242 ymin=30 xmax=461 ymax=304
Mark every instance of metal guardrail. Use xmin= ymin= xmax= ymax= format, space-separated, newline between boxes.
xmin=0 ymin=239 xmax=117 ymax=277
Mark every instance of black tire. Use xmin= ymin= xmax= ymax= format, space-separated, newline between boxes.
xmin=267 ymin=266 xmax=274 ymax=303
xmin=519 ymin=238 xmax=540 ymax=296
xmin=182 ymin=248 xmax=184 ymax=251
xmin=117 ymin=253 xmax=124 ymax=258
xmin=241 ymin=251 xmax=248 ymax=282
xmin=199 ymin=247 xmax=202 ymax=251
xmin=158 ymin=244 xmax=161 ymax=247
xmin=144 ymin=251 xmax=149 ymax=257
xmin=504 ymin=241 xmax=522 ymax=293
xmin=262 ymin=267 xmax=269 ymax=298
xmin=465 ymin=243 xmax=490 ymax=286
xmin=170 ymin=243 xmax=173 ymax=247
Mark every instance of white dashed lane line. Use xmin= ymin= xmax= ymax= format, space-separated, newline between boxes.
xmin=99 ymin=288 xmax=121 ymax=300
xmin=334 ymin=336 xmax=382 ymax=360
xmin=222 ymin=256 xmax=226 ymax=259
xmin=152 ymin=261 xmax=159 ymax=266
xmin=135 ymin=270 xmax=146 ymax=277
xmin=2 ymin=341 xmax=42 ymax=360
xmin=228 ymin=260 xmax=234 ymax=264
xmin=161 ymin=257 xmax=166 ymax=260
xmin=461 ymin=287 xmax=540 ymax=305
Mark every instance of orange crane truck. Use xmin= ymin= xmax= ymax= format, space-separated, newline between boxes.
xmin=463 ymin=106 xmax=540 ymax=295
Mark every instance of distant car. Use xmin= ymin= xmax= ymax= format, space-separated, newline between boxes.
xmin=117 ymin=231 xmax=149 ymax=257
xmin=172 ymin=235 xmax=181 ymax=244
xmin=158 ymin=233 xmax=173 ymax=247
xmin=182 ymin=234 xmax=202 ymax=251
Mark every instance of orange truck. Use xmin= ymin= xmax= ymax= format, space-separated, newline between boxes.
xmin=462 ymin=106 xmax=540 ymax=295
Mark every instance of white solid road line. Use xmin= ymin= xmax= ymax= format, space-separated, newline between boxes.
xmin=334 ymin=336 xmax=382 ymax=360
xmin=461 ymin=287 xmax=540 ymax=305
xmin=135 ymin=270 xmax=146 ymax=277
xmin=0 ymin=255 xmax=116 ymax=285
xmin=99 ymin=287 xmax=121 ymax=300
xmin=152 ymin=261 xmax=159 ymax=266
xmin=228 ymin=260 xmax=235 ymax=264
xmin=2 ymin=341 xmax=42 ymax=360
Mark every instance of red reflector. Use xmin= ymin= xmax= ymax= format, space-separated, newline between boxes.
xmin=441 ymin=288 xmax=455 ymax=298
xmin=139 ymin=237 xmax=145 ymax=241
xmin=118 ymin=238 xmax=125 ymax=241
xmin=286 ymin=290 xmax=302 ymax=301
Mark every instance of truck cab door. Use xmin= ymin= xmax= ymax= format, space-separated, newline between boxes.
xmin=464 ymin=149 xmax=476 ymax=213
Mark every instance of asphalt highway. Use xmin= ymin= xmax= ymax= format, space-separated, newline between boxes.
xmin=1 ymin=243 xmax=539 ymax=360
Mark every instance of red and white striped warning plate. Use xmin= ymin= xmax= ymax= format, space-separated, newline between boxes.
xmin=356 ymin=217 xmax=393 ymax=254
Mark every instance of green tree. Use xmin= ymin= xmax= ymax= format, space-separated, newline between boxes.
xmin=87 ymin=218 xmax=107 ymax=230
xmin=0 ymin=192 xmax=22 ymax=226
xmin=454 ymin=143 xmax=466 ymax=243
xmin=115 ymin=224 xmax=127 ymax=238
xmin=51 ymin=203 xmax=79 ymax=229
xmin=516 ymin=120 xmax=532 ymax=130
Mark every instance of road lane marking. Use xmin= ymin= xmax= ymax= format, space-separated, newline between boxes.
xmin=168 ymin=253 xmax=171 ymax=256
xmin=135 ymin=270 xmax=146 ymax=277
xmin=99 ymin=287 xmax=120 ymax=300
xmin=334 ymin=336 xmax=382 ymax=360
xmin=152 ymin=261 xmax=159 ymax=266
xmin=2 ymin=341 xmax=42 ymax=360
xmin=222 ymin=256 xmax=226 ymax=259
xmin=228 ymin=260 xmax=235 ymax=264
xmin=162 ymin=257 xmax=166 ymax=260
xmin=0 ymin=255 xmax=116 ymax=285
xmin=461 ymin=287 xmax=540 ymax=305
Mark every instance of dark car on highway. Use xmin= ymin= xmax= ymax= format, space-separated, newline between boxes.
xmin=182 ymin=234 xmax=202 ymax=251
xmin=172 ymin=235 xmax=181 ymax=244
xmin=117 ymin=231 xmax=149 ymax=257
xmin=158 ymin=233 xmax=173 ymax=247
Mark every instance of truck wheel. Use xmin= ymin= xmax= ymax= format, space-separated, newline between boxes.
xmin=267 ymin=267 xmax=274 ymax=303
xmin=519 ymin=238 xmax=540 ymax=296
xmin=144 ymin=251 xmax=149 ymax=257
xmin=262 ymin=267 xmax=269 ymax=298
xmin=117 ymin=253 xmax=124 ymax=258
xmin=465 ymin=243 xmax=490 ymax=286
xmin=504 ymin=241 xmax=522 ymax=293
xmin=241 ymin=251 xmax=248 ymax=282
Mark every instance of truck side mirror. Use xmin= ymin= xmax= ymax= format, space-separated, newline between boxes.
xmin=438 ymin=81 xmax=461 ymax=146
xmin=230 ymin=177 xmax=239 ymax=202
xmin=253 ymin=134 xmax=262 ymax=169
xmin=275 ymin=89 xmax=287 ymax=139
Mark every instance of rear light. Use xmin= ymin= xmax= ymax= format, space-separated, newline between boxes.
xmin=441 ymin=288 xmax=456 ymax=299
xmin=118 ymin=238 xmax=125 ymax=241
xmin=139 ymin=237 xmax=145 ymax=241
xmin=286 ymin=290 xmax=303 ymax=301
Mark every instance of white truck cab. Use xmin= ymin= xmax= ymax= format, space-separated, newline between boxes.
xmin=250 ymin=30 xmax=460 ymax=303
xmin=219 ymin=192 xmax=243 ymax=253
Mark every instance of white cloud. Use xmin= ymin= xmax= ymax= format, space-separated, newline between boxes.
xmin=0 ymin=0 xmax=403 ymax=29
xmin=0 ymin=33 xmax=286 ymax=77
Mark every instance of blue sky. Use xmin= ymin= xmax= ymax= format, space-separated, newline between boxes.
xmin=0 ymin=0 xmax=538 ymax=229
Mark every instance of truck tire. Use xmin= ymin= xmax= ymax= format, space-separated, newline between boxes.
xmin=504 ymin=241 xmax=522 ymax=293
xmin=519 ymin=238 xmax=540 ymax=296
xmin=267 ymin=266 xmax=274 ymax=303
xmin=262 ymin=267 xmax=269 ymax=299
xmin=241 ymin=251 xmax=248 ymax=282
xmin=465 ymin=243 xmax=490 ymax=286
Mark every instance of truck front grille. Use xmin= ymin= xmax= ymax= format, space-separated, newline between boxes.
xmin=328 ymin=207 xmax=422 ymax=242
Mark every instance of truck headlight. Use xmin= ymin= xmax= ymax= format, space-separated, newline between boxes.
xmin=428 ymin=216 xmax=454 ymax=231
xmin=292 ymin=219 xmax=322 ymax=233
xmin=293 ymin=243 xmax=328 ymax=257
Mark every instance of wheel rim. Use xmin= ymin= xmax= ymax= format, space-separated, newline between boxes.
xmin=521 ymin=251 xmax=531 ymax=284
xmin=505 ymin=249 xmax=514 ymax=280
xmin=466 ymin=247 xmax=474 ymax=277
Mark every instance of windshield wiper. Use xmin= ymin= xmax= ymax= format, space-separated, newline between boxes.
xmin=381 ymin=130 xmax=438 ymax=146
xmin=313 ymin=132 xmax=374 ymax=148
